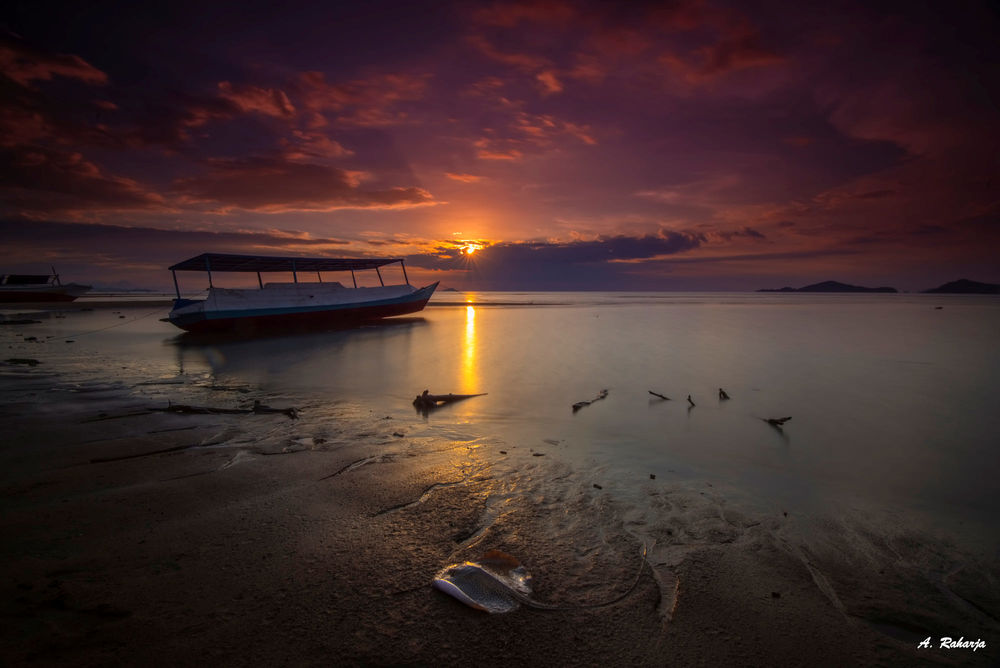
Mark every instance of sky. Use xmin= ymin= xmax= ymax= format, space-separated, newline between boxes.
xmin=2 ymin=0 xmax=998 ymax=291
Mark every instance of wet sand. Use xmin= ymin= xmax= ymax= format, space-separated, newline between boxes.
xmin=1 ymin=379 xmax=997 ymax=667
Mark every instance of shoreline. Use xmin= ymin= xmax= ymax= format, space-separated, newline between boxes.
xmin=1 ymin=300 xmax=998 ymax=666
xmin=1 ymin=379 xmax=997 ymax=666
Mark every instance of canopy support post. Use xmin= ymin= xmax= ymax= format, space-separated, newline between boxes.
xmin=257 ymin=272 xmax=263 ymax=289
xmin=292 ymin=259 xmax=297 ymax=283
xmin=400 ymin=260 xmax=410 ymax=286
xmin=376 ymin=267 xmax=384 ymax=286
xmin=351 ymin=270 xmax=357 ymax=288
xmin=172 ymin=271 xmax=180 ymax=299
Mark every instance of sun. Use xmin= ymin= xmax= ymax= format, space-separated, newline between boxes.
xmin=463 ymin=243 xmax=482 ymax=255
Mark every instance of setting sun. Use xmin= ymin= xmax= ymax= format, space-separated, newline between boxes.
xmin=463 ymin=243 xmax=481 ymax=255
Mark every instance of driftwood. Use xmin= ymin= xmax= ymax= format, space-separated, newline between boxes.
xmin=718 ymin=388 xmax=730 ymax=400
xmin=648 ymin=391 xmax=670 ymax=400
xmin=763 ymin=416 xmax=791 ymax=427
xmin=573 ymin=389 xmax=608 ymax=412
xmin=151 ymin=400 xmax=298 ymax=419
xmin=413 ymin=390 xmax=487 ymax=411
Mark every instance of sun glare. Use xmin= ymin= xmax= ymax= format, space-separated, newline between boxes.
xmin=463 ymin=243 xmax=481 ymax=255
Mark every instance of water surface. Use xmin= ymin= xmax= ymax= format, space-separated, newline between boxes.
xmin=3 ymin=292 xmax=998 ymax=550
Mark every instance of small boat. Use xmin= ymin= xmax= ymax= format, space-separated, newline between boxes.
xmin=0 ymin=271 xmax=91 ymax=302
xmin=166 ymin=253 xmax=438 ymax=334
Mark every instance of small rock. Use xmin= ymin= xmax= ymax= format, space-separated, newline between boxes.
xmin=771 ymin=591 xmax=781 ymax=599
xmin=392 ymin=432 xmax=404 ymax=438
xmin=593 ymin=484 xmax=602 ymax=490
xmin=532 ymin=453 xmax=545 ymax=457
xmin=499 ymin=450 xmax=507 ymax=455
xmin=649 ymin=473 xmax=656 ymax=480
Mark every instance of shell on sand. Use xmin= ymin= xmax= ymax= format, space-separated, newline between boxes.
xmin=432 ymin=550 xmax=533 ymax=614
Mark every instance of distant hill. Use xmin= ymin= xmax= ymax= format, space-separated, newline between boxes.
xmin=922 ymin=279 xmax=999 ymax=294
xmin=758 ymin=280 xmax=897 ymax=293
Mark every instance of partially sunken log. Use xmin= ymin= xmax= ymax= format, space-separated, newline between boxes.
xmin=764 ymin=416 xmax=792 ymax=427
xmin=413 ymin=390 xmax=487 ymax=410
xmin=151 ymin=400 xmax=298 ymax=419
xmin=573 ymin=389 xmax=609 ymax=412
xmin=648 ymin=391 xmax=670 ymax=400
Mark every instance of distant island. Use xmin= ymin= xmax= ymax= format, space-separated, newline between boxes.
xmin=758 ymin=280 xmax=897 ymax=293
xmin=922 ymin=278 xmax=999 ymax=294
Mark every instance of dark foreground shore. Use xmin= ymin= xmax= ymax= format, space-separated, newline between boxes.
xmin=1 ymin=380 xmax=997 ymax=666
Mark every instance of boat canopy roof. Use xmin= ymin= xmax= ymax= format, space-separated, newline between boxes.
xmin=169 ymin=253 xmax=403 ymax=273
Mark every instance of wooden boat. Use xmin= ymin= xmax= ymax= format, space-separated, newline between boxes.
xmin=166 ymin=253 xmax=437 ymax=334
xmin=0 ymin=272 xmax=91 ymax=302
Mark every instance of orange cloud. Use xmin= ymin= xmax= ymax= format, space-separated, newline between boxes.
xmin=536 ymin=70 xmax=563 ymax=94
xmin=445 ymin=172 xmax=485 ymax=183
xmin=217 ymin=81 xmax=295 ymax=118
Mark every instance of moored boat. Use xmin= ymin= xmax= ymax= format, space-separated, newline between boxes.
xmin=0 ymin=272 xmax=91 ymax=302
xmin=166 ymin=253 xmax=437 ymax=334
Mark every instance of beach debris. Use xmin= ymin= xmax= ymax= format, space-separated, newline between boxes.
xmin=413 ymin=390 xmax=487 ymax=411
xmin=648 ymin=391 xmax=670 ymax=400
xmin=392 ymin=431 xmax=405 ymax=437
xmin=150 ymin=400 xmax=299 ymax=419
xmin=433 ymin=550 xmax=534 ymax=613
xmin=593 ymin=483 xmax=603 ymax=490
xmin=718 ymin=388 xmax=730 ymax=400
xmin=763 ymin=416 xmax=792 ymax=427
xmin=650 ymin=474 xmax=656 ymax=480
xmin=572 ymin=389 xmax=609 ymax=412
xmin=433 ymin=543 xmax=650 ymax=614
xmin=5 ymin=358 xmax=41 ymax=366
xmin=772 ymin=591 xmax=781 ymax=598
xmin=499 ymin=450 xmax=507 ymax=455
xmin=687 ymin=395 xmax=695 ymax=407
xmin=532 ymin=452 xmax=545 ymax=457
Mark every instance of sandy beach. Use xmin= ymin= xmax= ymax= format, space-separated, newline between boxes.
xmin=0 ymin=394 xmax=995 ymax=666
xmin=1 ymin=303 xmax=998 ymax=667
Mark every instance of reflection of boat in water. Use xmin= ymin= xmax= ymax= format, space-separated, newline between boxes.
xmin=0 ymin=271 xmax=91 ymax=302
xmin=166 ymin=253 xmax=438 ymax=334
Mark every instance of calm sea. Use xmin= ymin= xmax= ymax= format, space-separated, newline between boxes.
xmin=4 ymin=291 xmax=999 ymax=551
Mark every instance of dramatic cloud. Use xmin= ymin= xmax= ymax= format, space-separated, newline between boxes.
xmin=406 ymin=231 xmax=704 ymax=289
xmin=298 ymin=71 xmax=431 ymax=127
xmin=0 ymin=219 xmax=354 ymax=288
xmin=0 ymin=146 xmax=164 ymax=215
xmin=0 ymin=38 xmax=108 ymax=87
xmin=0 ymin=1 xmax=997 ymax=289
xmin=172 ymin=157 xmax=436 ymax=212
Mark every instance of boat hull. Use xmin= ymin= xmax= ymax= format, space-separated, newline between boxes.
xmin=168 ymin=283 xmax=437 ymax=334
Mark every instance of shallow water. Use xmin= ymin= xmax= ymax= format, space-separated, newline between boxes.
xmin=3 ymin=292 xmax=999 ymax=551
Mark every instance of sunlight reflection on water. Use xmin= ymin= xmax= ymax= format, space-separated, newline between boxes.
xmin=3 ymin=293 xmax=999 ymax=542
